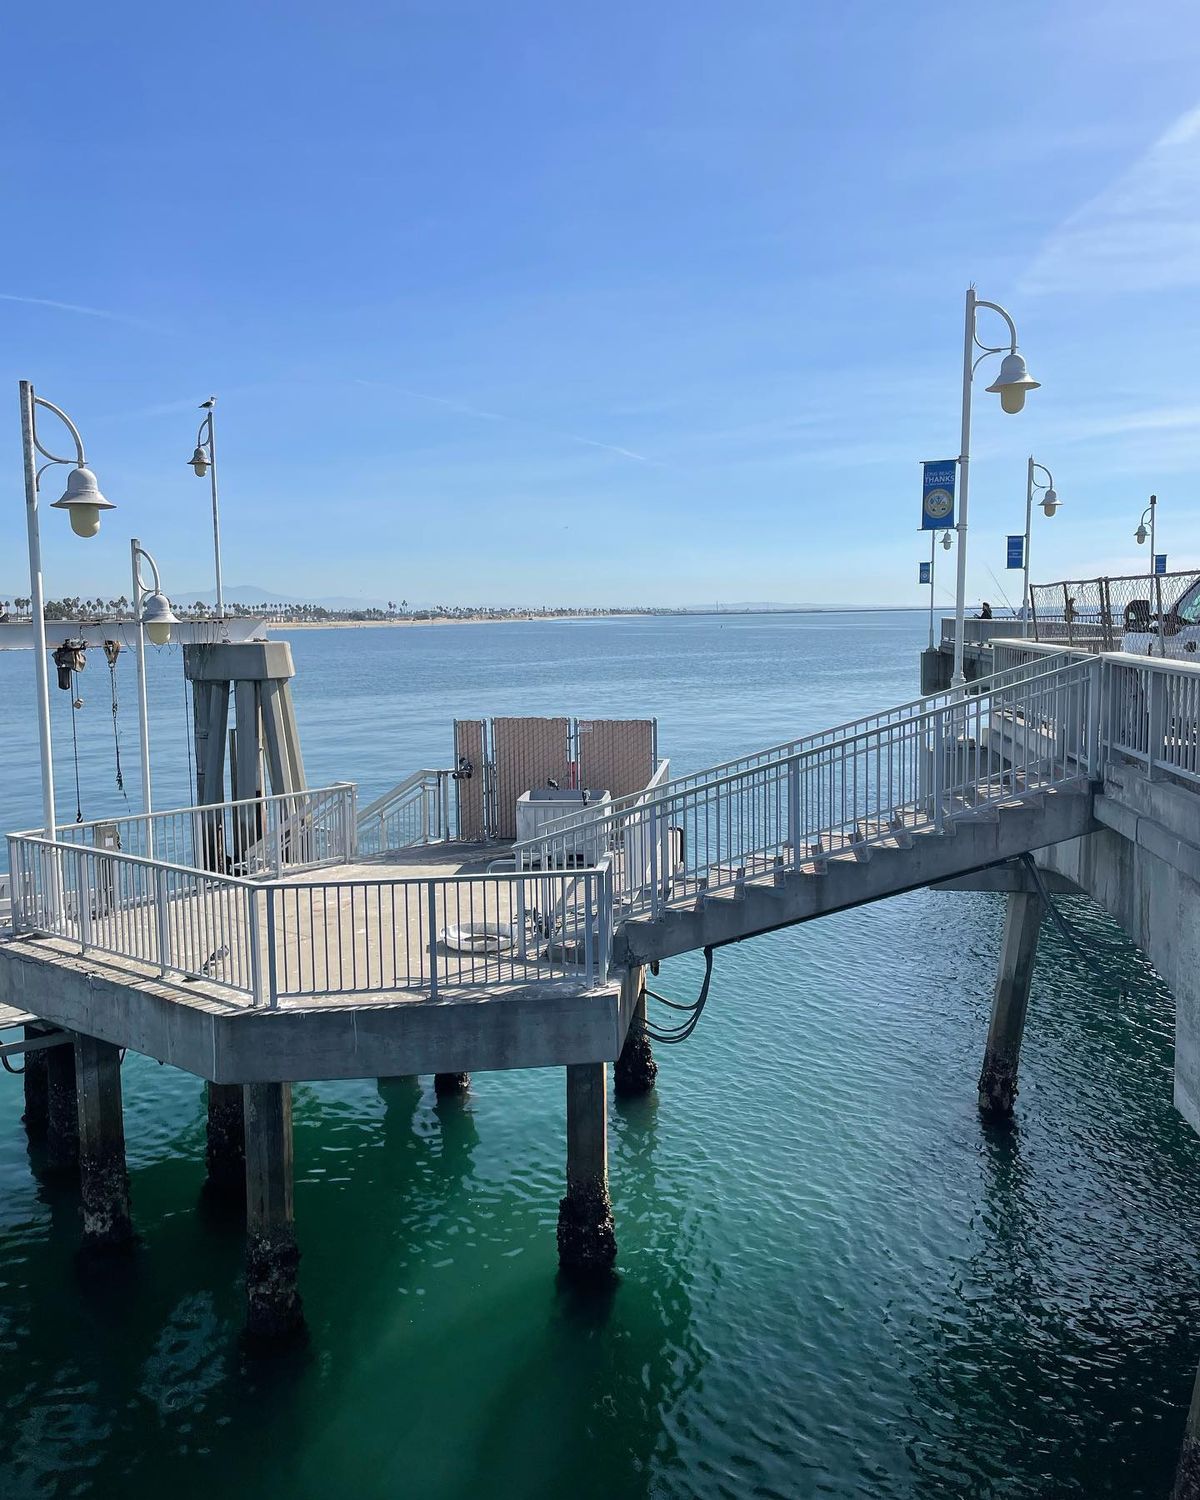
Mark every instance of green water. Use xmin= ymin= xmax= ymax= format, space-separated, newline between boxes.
xmin=1 ymin=612 xmax=1197 ymax=1498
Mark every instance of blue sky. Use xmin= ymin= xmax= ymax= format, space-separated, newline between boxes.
xmin=2 ymin=0 xmax=1199 ymax=609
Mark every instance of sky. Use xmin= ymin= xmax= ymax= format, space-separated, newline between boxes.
xmin=2 ymin=0 xmax=1199 ymax=610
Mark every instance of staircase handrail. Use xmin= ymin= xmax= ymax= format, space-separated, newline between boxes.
xmin=356 ymin=768 xmax=453 ymax=826
xmin=517 ymin=649 xmax=1073 ymax=850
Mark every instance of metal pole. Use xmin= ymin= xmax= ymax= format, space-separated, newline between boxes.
xmin=1023 ymin=454 xmax=1034 ymax=638
xmin=20 ymin=382 xmax=57 ymax=840
xmin=927 ymin=530 xmax=936 ymax=650
xmin=1149 ymin=493 xmax=1156 ymax=579
xmin=952 ymin=288 xmax=975 ymax=689
xmin=131 ymin=539 xmax=154 ymax=853
xmin=206 ymin=401 xmax=225 ymax=617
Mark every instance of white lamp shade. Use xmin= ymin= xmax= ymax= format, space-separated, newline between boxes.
xmin=189 ymin=446 xmax=209 ymax=477
xmin=1136 ymin=523 xmax=1148 ymax=545
xmin=50 ymin=466 xmax=114 ymax=536
xmin=142 ymin=590 xmax=179 ymax=645
xmin=1041 ymin=488 xmax=1058 ymax=516
xmin=985 ymin=352 xmax=1040 ymax=414
xmin=941 ymin=531 xmax=953 ymax=549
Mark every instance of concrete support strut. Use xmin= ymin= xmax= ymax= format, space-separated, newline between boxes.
xmin=205 ymin=1082 xmax=246 ymax=1198
xmin=557 ymin=1062 xmax=616 ymax=1274
xmin=1175 ymin=1370 xmax=1200 ymax=1500
xmin=74 ymin=1035 xmax=134 ymax=1249
xmin=614 ymin=969 xmax=657 ymax=1097
xmin=243 ymin=1082 xmax=304 ymax=1342
xmin=434 ymin=1072 xmax=470 ymax=1097
xmin=978 ymin=891 xmax=1044 ymax=1118
xmin=45 ymin=1037 xmax=80 ymax=1176
xmin=21 ymin=1026 xmax=51 ymax=1139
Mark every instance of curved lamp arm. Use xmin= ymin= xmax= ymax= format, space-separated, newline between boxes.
xmin=969 ymin=298 xmax=1021 ymax=378
xmin=132 ymin=541 xmax=164 ymax=598
xmin=194 ymin=397 xmax=217 ymax=455
xmin=1032 ymin=461 xmax=1055 ymax=492
xmin=30 ymin=393 xmax=87 ymax=475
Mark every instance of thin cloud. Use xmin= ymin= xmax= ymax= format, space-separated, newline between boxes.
xmin=0 ymin=292 xmax=164 ymax=331
xmin=1022 ymin=104 xmax=1200 ymax=295
xmin=354 ymin=378 xmax=669 ymax=468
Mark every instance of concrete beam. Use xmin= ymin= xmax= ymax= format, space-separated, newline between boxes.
xmin=184 ymin=640 xmax=295 ymax=684
xmin=557 ymin=1062 xmax=615 ymax=1273
xmin=0 ymin=937 xmax=624 ymax=1083
xmin=74 ymin=1034 xmax=134 ymax=1249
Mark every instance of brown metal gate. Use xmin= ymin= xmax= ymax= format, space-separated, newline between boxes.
xmin=491 ymin=717 xmax=571 ymax=838
xmin=577 ymin=718 xmax=657 ymax=798
xmin=453 ymin=719 xmax=487 ymax=841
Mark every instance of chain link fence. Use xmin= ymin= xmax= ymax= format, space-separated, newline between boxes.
xmin=1030 ymin=570 xmax=1200 ymax=650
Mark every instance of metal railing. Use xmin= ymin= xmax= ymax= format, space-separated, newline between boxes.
xmin=24 ymin=784 xmax=357 ymax=879
xmin=5 ymin=831 xmax=613 ymax=1007
xmin=520 ymin=655 xmax=1101 ymax=920
xmin=356 ymin=768 xmax=455 ymax=855
xmin=1103 ymin=653 xmax=1200 ymax=785
xmin=519 ymin=649 xmax=1073 ymax=858
xmin=1031 ymin=570 xmax=1200 ymax=651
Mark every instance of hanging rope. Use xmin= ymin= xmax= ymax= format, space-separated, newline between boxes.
xmin=68 ymin=676 xmax=84 ymax=822
xmin=183 ymin=661 xmax=196 ymax=800
xmin=643 ymin=946 xmax=715 ymax=1044
xmin=103 ymin=639 xmax=127 ymax=798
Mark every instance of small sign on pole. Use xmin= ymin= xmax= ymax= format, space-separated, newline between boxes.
xmin=1154 ymin=553 xmax=1168 ymax=575
xmin=919 ymin=561 xmax=931 ymax=585
xmin=921 ymin=461 xmax=956 ymax=530
xmin=1006 ymin=535 xmax=1025 ymax=570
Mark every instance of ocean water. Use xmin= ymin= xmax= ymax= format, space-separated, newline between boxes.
xmin=0 ymin=610 xmax=1197 ymax=1499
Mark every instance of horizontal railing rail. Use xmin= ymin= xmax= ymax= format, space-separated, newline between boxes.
xmin=1102 ymin=652 xmax=1200 ymax=785
xmin=20 ymin=783 xmax=357 ymax=879
xmin=356 ymin=768 xmax=456 ymax=855
xmin=520 ymin=656 xmax=1101 ymax=919
xmin=518 ymin=648 xmax=1074 ymax=857
xmin=5 ymin=831 xmax=613 ymax=1009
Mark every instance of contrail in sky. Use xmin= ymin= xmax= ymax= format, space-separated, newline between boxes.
xmin=0 ymin=292 xmax=162 ymax=331
xmin=354 ymin=378 xmax=668 ymax=468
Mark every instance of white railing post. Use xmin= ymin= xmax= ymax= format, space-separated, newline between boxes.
xmin=265 ymin=886 xmax=279 ymax=1009
xmin=932 ymin=709 xmax=946 ymax=833
xmin=787 ymin=756 xmax=801 ymax=872
xmin=648 ymin=804 xmax=660 ymax=920
xmin=427 ymin=883 xmax=440 ymax=997
xmin=583 ymin=872 xmax=595 ymax=987
xmin=248 ymin=885 xmax=265 ymax=1005
xmin=273 ymin=806 xmax=285 ymax=877
xmin=155 ymin=865 xmax=171 ymax=977
xmin=1148 ymin=667 xmax=1166 ymax=780
xmin=1087 ymin=655 xmax=1103 ymax=779
xmin=75 ymin=849 xmax=92 ymax=956
xmin=347 ymin=783 xmax=358 ymax=859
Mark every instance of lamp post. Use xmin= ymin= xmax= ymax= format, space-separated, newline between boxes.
xmin=1135 ymin=494 xmax=1157 ymax=572
xmin=952 ymin=288 xmax=1040 ymax=687
xmin=188 ymin=396 xmax=224 ymax=618
xmin=19 ymin=381 xmax=114 ymax=840
xmin=1023 ymin=457 xmax=1059 ymax=637
xmin=926 ymin=528 xmax=953 ymax=650
xmin=130 ymin=539 xmax=180 ymax=832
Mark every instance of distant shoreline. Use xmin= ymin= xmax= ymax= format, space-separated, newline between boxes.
xmin=266 ymin=605 xmax=931 ymax=630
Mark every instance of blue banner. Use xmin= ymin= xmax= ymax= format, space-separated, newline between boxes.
xmin=921 ymin=461 xmax=956 ymax=530
xmin=1154 ymin=553 xmax=1168 ymax=575
xmin=919 ymin=561 xmax=931 ymax=585
xmin=1006 ymin=535 xmax=1024 ymax=570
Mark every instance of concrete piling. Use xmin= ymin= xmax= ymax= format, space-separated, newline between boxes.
xmin=21 ymin=1026 xmax=51 ymax=1139
xmin=614 ymin=968 xmax=657 ymax=1097
xmin=557 ymin=1062 xmax=616 ymax=1274
xmin=44 ymin=1037 xmax=80 ymax=1176
xmin=434 ymin=1072 xmax=470 ymax=1097
xmin=1174 ymin=1368 xmax=1200 ymax=1499
xmin=243 ymin=1082 xmax=304 ymax=1341
xmin=74 ymin=1035 xmax=134 ymax=1250
xmin=205 ymin=1082 xmax=246 ymax=1199
xmin=978 ymin=891 xmax=1045 ymax=1118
